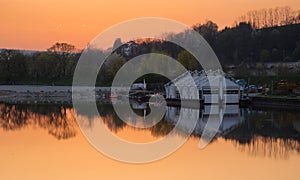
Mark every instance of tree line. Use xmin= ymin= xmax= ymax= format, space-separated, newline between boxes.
xmin=1 ymin=6 xmax=300 ymax=85
xmin=113 ymin=19 xmax=300 ymax=70
xmin=236 ymin=6 xmax=300 ymax=29
xmin=0 ymin=43 xmax=80 ymax=85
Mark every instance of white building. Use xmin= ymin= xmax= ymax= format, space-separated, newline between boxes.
xmin=164 ymin=70 xmax=240 ymax=104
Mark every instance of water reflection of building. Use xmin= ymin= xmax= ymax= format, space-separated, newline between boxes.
xmin=130 ymin=101 xmax=147 ymax=110
xmin=165 ymin=104 xmax=245 ymax=135
xmin=2 ymin=103 xmax=300 ymax=159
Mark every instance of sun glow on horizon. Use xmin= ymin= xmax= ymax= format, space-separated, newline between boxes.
xmin=1 ymin=0 xmax=300 ymax=51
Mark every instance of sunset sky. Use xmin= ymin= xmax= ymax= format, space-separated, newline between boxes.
xmin=1 ymin=0 xmax=300 ymax=51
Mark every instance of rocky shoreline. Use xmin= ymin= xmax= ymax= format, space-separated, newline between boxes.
xmin=0 ymin=90 xmax=72 ymax=104
xmin=0 ymin=85 xmax=111 ymax=104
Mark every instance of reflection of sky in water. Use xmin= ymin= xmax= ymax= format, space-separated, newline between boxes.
xmin=1 ymin=103 xmax=300 ymax=179
xmin=0 ymin=103 xmax=300 ymax=159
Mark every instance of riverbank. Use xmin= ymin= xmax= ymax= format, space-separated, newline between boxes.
xmin=1 ymin=85 xmax=300 ymax=109
xmin=247 ymin=95 xmax=300 ymax=109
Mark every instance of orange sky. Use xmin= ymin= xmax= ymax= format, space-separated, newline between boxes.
xmin=1 ymin=0 xmax=300 ymax=51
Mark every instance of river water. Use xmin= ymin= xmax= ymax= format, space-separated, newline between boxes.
xmin=0 ymin=102 xmax=299 ymax=179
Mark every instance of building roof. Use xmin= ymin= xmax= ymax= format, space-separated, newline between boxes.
xmin=165 ymin=69 xmax=239 ymax=90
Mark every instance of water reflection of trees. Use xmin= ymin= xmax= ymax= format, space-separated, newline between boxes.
xmin=97 ymin=106 xmax=300 ymax=158
xmin=232 ymin=137 xmax=300 ymax=159
xmin=2 ymin=103 xmax=300 ymax=159
xmin=0 ymin=104 xmax=77 ymax=140
xmin=97 ymin=105 xmax=300 ymax=157
xmin=224 ymin=110 xmax=300 ymax=159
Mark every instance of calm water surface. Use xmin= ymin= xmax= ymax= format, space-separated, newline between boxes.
xmin=0 ymin=103 xmax=300 ymax=179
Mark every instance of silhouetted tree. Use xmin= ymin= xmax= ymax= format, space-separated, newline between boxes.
xmin=193 ymin=20 xmax=218 ymax=46
xmin=47 ymin=42 xmax=77 ymax=77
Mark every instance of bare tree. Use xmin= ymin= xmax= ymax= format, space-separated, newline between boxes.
xmin=236 ymin=6 xmax=299 ymax=29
